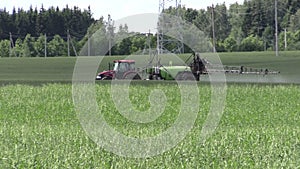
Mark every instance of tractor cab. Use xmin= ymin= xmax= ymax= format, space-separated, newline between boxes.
xmin=113 ymin=60 xmax=135 ymax=72
xmin=112 ymin=60 xmax=136 ymax=79
xmin=96 ymin=60 xmax=136 ymax=80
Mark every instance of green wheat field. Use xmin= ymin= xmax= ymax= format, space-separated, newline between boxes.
xmin=0 ymin=51 xmax=299 ymax=168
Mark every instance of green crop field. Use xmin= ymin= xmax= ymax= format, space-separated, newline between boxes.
xmin=0 ymin=83 xmax=299 ymax=168
xmin=0 ymin=51 xmax=299 ymax=168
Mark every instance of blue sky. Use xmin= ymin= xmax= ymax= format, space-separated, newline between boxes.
xmin=2 ymin=0 xmax=244 ymax=20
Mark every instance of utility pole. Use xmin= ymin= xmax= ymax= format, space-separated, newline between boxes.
xmin=67 ymin=29 xmax=70 ymax=57
xmin=9 ymin=32 xmax=16 ymax=57
xmin=275 ymin=0 xmax=279 ymax=56
xmin=108 ymin=14 xmax=113 ymax=56
xmin=211 ymin=4 xmax=216 ymax=53
xmin=143 ymin=30 xmax=151 ymax=55
xmin=67 ymin=30 xmax=77 ymax=56
xmin=157 ymin=0 xmax=184 ymax=54
xmin=44 ymin=33 xmax=47 ymax=58
xmin=157 ymin=0 xmax=164 ymax=55
xmin=148 ymin=29 xmax=152 ymax=50
xmin=71 ymin=39 xmax=78 ymax=56
xmin=88 ymin=31 xmax=90 ymax=56
xmin=9 ymin=32 xmax=12 ymax=57
xmin=284 ymin=28 xmax=287 ymax=50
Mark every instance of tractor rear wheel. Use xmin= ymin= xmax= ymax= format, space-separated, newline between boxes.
xmin=123 ymin=72 xmax=141 ymax=80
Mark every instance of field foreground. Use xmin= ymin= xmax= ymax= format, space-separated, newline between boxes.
xmin=0 ymin=83 xmax=299 ymax=168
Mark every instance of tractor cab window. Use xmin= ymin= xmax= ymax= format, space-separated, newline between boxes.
xmin=114 ymin=62 xmax=129 ymax=72
xmin=119 ymin=62 xmax=128 ymax=72
xmin=113 ymin=62 xmax=119 ymax=71
xmin=129 ymin=62 xmax=135 ymax=70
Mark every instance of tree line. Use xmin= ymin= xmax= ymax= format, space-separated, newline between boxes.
xmin=1 ymin=0 xmax=300 ymax=57
xmin=167 ymin=0 xmax=300 ymax=52
xmin=0 ymin=5 xmax=96 ymax=57
xmin=0 ymin=5 xmax=94 ymax=40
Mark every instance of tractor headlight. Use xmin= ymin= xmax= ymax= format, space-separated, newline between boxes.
xmin=96 ymin=75 xmax=102 ymax=80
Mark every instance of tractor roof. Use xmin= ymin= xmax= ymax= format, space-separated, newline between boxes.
xmin=113 ymin=60 xmax=135 ymax=63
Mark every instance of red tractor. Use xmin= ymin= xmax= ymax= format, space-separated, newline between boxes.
xmin=96 ymin=60 xmax=141 ymax=80
xmin=96 ymin=55 xmax=206 ymax=81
